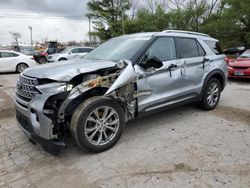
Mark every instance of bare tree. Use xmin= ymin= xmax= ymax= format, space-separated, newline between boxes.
xmin=9 ymin=32 xmax=21 ymax=51
xmin=131 ymin=0 xmax=140 ymax=19
xmin=208 ymin=0 xmax=221 ymax=15
xmin=167 ymin=0 xmax=188 ymax=10
xmin=9 ymin=32 xmax=21 ymax=45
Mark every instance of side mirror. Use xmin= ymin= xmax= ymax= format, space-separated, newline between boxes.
xmin=68 ymin=51 xmax=72 ymax=55
xmin=140 ymin=56 xmax=163 ymax=69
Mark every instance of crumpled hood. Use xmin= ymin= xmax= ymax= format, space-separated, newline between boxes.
xmin=23 ymin=59 xmax=117 ymax=81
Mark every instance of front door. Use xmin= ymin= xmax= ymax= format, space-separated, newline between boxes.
xmin=0 ymin=52 xmax=16 ymax=71
xmin=135 ymin=37 xmax=184 ymax=113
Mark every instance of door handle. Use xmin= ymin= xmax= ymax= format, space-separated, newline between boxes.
xmin=167 ymin=64 xmax=178 ymax=77
xmin=202 ymin=58 xmax=210 ymax=69
xmin=168 ymin=64 xmax=178 ymax=69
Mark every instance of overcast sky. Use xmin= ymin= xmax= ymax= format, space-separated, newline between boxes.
xmin=0 ymin=0 xmax=90 ymax=45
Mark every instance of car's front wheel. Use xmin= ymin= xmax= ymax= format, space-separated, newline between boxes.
xmin=199 ymin=78 xmax=222 ymax=110
xmin=70 ymin=97 xmax=125 ymax=152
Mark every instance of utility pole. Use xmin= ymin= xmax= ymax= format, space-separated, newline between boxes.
xmin=28 ymin=26 xmax=33 ymax=47
xmin=87 ymin=15 xmax=91 ymax=42
xmin=122 ymin=5 xmax=125 ymax=35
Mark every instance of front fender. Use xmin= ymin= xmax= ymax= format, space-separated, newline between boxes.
xmin=105 ymin=62 xmax=137 ymax=95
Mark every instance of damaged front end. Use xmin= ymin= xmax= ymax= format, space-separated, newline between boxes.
xmin=15 ymin=60 xmax=142 ymax=155
xmin=59 ymin=60 xmax=139 ymax=123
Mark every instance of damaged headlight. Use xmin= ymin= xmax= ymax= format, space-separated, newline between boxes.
xmin=36 ymin=83 xmax=74 ymax=94
xmin=58 ymin=84 xmax=74 ymax=92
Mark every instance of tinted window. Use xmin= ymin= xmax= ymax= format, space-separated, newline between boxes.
xmin=1 ymin=52 xmax=19 ymax=58
xmin=71 ymin=48 xmax=80 ymax=54
xmin=197 ymin=41 xmax=206 ymax=56
xmin=85 ymin=48 xmax=93 ymax=53
xmin=145 ymin=37 xmax=177 ymax=62
xmin=179 ymin=38 xmax=199 ymax=58
xmin=78 ymin=48 xmax=93 ymax=53
xmin=204 ymin=40 xmax=223 ymax=55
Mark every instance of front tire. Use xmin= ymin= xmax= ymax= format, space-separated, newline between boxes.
xmin=70 ymin=97 xmax=125 ymax=152
xmin=16 ymin=63 xmax=28 ymax=73
xmin=199 ymin=78 xmax=222 ymax=110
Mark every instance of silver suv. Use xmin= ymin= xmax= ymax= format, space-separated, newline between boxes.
xmin=48 ymin=47 xmax=93 ymax=62
xmin=15 ymin=30 xmax=227 ymax=155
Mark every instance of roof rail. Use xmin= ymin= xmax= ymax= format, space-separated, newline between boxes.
xmin=162 ymin=30 xmax=210 ymax=37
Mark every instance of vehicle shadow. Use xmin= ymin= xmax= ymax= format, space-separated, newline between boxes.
xmin=0 ymin=72 xmax=20 ymax=75
xmin=228 ymin=77 xmax=250 ymax=84
xmin=63 ymin=103 xmax=199 ymax=157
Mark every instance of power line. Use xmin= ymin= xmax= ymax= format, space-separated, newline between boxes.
xmin=0 ymin=14 xmax=86 ymax=19
xmin=1 ymin=7 xmax=86 ymax=11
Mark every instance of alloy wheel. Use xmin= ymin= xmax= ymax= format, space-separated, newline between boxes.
xmin=206 ymin=82 xmax=220 ymax=107
xmin=84 ymin=106 xmax=120 ymax=146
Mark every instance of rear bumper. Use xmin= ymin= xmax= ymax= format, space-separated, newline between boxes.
xmin=16 ymin=110 xmax=65 ymax=155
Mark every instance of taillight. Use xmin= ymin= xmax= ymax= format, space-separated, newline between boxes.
xmin=31 ymin=57 xmax=35 ymax=60
xmin=224 ymin=57 xmax=229 ymax=64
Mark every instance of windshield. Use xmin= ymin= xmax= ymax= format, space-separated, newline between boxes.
xmin=84 ymin=36 xmax=150 ymax=61
xmin=240 ymin=50 xmax=250 ymax=58
xmin=60 ymin=48 xmax=72 ymax=54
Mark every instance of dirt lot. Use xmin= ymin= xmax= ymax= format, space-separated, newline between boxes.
xmin=0 ymin=73 xmax=249 ymax=188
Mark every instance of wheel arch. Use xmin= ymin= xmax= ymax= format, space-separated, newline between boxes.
xmin=64 ymin=87 xmax=109 ymax=117
xmin=58 ymin=57 xmax=67 ymax=61
xmin=62 ymin=86 xmax=125 ymax=114
xmin=200 ymin=69 xmax=226 ymax=100
xmin=204 ymin=69 xmax=225 ymax=90
xmin=16 ymin=62 xmax=29 ymax=72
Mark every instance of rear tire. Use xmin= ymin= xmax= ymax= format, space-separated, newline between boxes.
xmin=70 ymin=97 xmax=125 ymax=152
xmin=199 ymin=78 xmax=222 ymax=111
xmin=16 ymin=63 xmax=28 ymax=73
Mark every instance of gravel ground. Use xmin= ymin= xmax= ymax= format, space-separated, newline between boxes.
xmin=0 ymin=73 xmax=249 ymax=188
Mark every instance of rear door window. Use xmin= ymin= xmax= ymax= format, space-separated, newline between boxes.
xmin=179 ymin=38 xmax=200 ymax=58
xmin=204 ymin=40 xmax=223 ymax=55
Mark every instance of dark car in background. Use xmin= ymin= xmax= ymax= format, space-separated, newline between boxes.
xmin=224 ymin=47 xmax=245 ymax=57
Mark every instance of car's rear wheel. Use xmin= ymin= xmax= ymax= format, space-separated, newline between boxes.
xmin=16 ymin=63 xmax=28 ymax=73
xmin=199 ymin=78 xmax=222 ymax=110
xmin=70 ymin=97 xmax=125 ymax=152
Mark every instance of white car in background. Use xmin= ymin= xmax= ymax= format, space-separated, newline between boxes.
xmin=48 ymin=47 xmax=94 ymax=62
xmin=0 ymin=50 xmax=37 ymax=73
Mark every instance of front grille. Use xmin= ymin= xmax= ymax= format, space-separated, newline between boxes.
xmin=16 ymin=111 xmax=34 ymax=133
xmin=16 ymin=75 xmax=39 ymax=101
xmin=232 ymin=66 xmax=249 ymax=70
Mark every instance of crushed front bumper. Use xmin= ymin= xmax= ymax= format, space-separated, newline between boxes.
xmin=15 ymin=95 xmax=66 ymax=155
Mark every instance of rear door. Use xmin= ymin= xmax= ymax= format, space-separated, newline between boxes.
xmin=177 ymin=37 xmax=207 ymax=96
